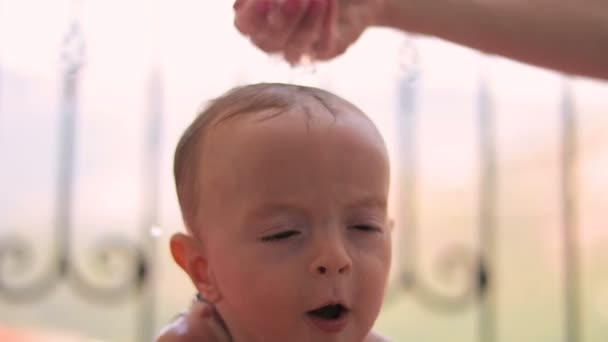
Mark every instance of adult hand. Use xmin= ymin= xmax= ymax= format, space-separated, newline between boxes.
xmin=234 ymin=0 xmax=387 ymax=64
xmin=234 ymin=0 xmax=608 ymax=79
xmin=155 ymin=298 xmax=231 ymax=342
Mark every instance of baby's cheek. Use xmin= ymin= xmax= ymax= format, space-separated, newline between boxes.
xmin=352 ymin=237 xmax=391 ymax=315
xmin=355 ymin=267 xmax=388 ymax=333
xmin=216 ymin=251 xmax=293 ymax=302
xmin=351 ymin=233 xmax=392 ymax=268
xmin=220 ymin=261 xmax=301 ymax=335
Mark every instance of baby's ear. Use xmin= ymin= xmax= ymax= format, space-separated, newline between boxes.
xmin=170 ymin=233 xmax=222 ymax=303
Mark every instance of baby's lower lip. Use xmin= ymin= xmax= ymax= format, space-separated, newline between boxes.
xmin=306 ymin=311 xmax=349 ymax=333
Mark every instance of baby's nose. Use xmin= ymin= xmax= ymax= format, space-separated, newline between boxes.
xmin=315 ymin=264 xmax=349 ymax=275
xmin=309 ymin=237 xmax=352 ymax=276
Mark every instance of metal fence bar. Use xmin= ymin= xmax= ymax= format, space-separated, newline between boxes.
xmin=477 ymin=68 xmax=496 ymax=342
xmin=0 ymin=6 xmax=152 ymax=341
xmin=137 ymin=66 xmax=164 ymax=342
xmin=57 ymin=15 xmax=84 ymax=290
xmin=396 ymin=39 xmax=419 ymax=294
xmin=396 ymin=39 xmax=486 ymax=318
xmin=560 ymin=79 xmax=581 ymax=342
xmin=0 ymin=12 xmax=86 ymax=303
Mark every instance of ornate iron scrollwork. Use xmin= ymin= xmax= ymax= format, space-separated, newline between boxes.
xmin=394 ymin=40 xmax=493 ymax=340
xmin=0 ymin=7 xmax=149 ymax=305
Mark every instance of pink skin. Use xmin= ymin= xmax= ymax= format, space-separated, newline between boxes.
xmin=173 ymin=101 xmax=392 ymax=342
xmin=233 ymin=0 xmax=383 ymax=64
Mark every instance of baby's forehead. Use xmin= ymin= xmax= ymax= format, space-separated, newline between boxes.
xmin=173 ymin=83 xmax=385 ymax=237
xmin=203 ymin=109 xmax=382 ymax=165
xmin=201 ymin=90 xmax=386 ymax=160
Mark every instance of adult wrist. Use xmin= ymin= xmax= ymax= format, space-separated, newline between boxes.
xmin=375 ymin=0 xmax=464 ymax=38
xmin=374 ymin=0 xmax=428 ymax=33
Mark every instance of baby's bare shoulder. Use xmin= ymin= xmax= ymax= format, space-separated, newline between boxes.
xmin=364 ymin=330 xmax=392 ymax=342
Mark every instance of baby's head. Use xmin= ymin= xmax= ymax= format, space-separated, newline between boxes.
xmin=171 ymin=83 xmax=392 ymax=342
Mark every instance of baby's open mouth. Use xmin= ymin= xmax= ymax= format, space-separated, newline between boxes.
xmin=307 ymin=304 xmax=349 ymax=320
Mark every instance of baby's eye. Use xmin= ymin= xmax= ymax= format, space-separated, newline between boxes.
xmin=350 ymin=224 xmax=382 ymax=233
xmin=260 ymin=230 xmax=300 ymax=242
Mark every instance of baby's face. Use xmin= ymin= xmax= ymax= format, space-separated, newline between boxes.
xmin=198 ymin=105 xmax=391 ymax=342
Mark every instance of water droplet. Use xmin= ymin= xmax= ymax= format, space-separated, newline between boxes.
xmin=149 ymin=225 xmax=162 ymax=238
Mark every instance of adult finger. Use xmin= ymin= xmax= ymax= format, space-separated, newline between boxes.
xmin=189 ymin=298 xmax=214 ymax=319
xmin=184 ymin=301 xmax=231 ymax=341
xmin=312 ymin=0 xmax=338 ymax=60
xmin=284 ymin=0 xmax=327 ymax=64
xmin=252 ymin=0 xmax=311 ymax=53
xmin=234 ymin=0 xmax=273 ymax=36
xmin=208 ymin=308 xmax=233 ymax=341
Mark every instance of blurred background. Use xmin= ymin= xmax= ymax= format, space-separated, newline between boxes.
xmin=1 ymin=0 xmax=607 ymax=341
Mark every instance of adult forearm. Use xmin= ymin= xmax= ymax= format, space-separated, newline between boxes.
xmin=379 ymin=0 xmax=608 ymax=79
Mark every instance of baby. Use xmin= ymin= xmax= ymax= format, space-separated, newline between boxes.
xmin=169 ymin=83 xmax=392 ymax=342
